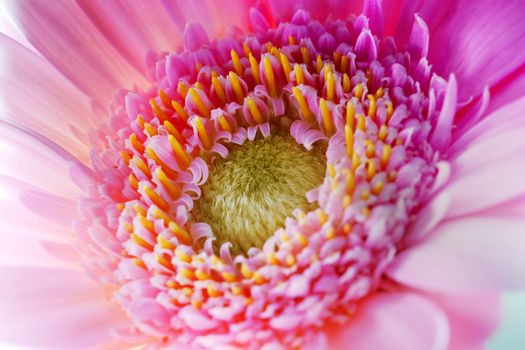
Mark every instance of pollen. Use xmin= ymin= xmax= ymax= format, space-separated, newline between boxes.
xmin=194 ymin=133 xmax=326 ymax=255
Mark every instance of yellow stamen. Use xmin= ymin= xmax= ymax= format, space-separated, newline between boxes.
xmin=153 ymin=207 xmax=174 ymax=225
xmin=159 ymin=89 xmax=172 ymax=109
xmin=279 ymin=52 xmax=292 ymax=82
xmin=366 ymin=159 xmax=377 ymax=180
xmin=247 ymin=98 xmax=264 ymax=124
xmin=150 ymin=99 xmax=168 ymax=121
xmin=293 ymin=63 xmax=305 ymax=85
xmin=128 ymin=173 xmax=139 ymax=190
xmin=378 ymin=124 xmax=388 ymax=141
xmin=333 ymin=51 xmax=341 ymax=69
xmin=292 ymin=86 xmax=316 ymax=122
xmin=295 ymin=232 xmax=308 ymax=247
xmin=137 ymin=213 xmax=155 ymax=233
xmin=177 ymin=81 xmax=189 ymax=98
xmin=133 ymin=157 xmax=151 ymax=177
xmin=357 ymin=114 xmax=366 ymax=131
xmin=301 ymin=47 xmax=311 ymax=64
xmin=381 ymin=144 xmax=392 ymax=168
xmin=120 ymin=151 xmax=131 ymax=164
xmin=188 ymin=88 xmax=210 ymax=118
xmin=326 ymin=69 xmax=335 ymax=101
xmin=327 ymin=163 xmax=336 ymax=178
xmin=316 ymin=55 xmax=323 ymax=73
xmin=222 ymin=271 xmax=239 ymax=283
xmin=146 ymin=147 xmax=178 ymax=179
xmin=116 ymin=203 xmax=125 ymax=211
xmin=263 ymin=56 xmax=278 ymax=98
xmin=229 ymin=71 xmax=245 ymax=104
xmin=169 ymin=221 xmax=192 ymax=245
xmin=345 ymin=170 xmax=356 ymax=193
xmin=267 ymin=252 xmax=279 ymax=265
xmin=286 ymin=255 xmax=296 ymax=266
xmin=175 ymin=248 xmax=192 ymax=263
xmin=288 ymin=35 xmax=295 ymax=45
xmin=320 ymin=98 xmax=334 ymax=136
xmin=386 ymin=101 xmax=394 ymax=121
xmin=270 ymin=46 xmax=280 ymax=59
xmin=171 ymin=100 xmax=188 ymax=121
xmin=133 ymin=258 xmax=147 ymax=269
xmin=157 ymin=236 xmax=175 ymax=250
xmin=129 ymin=133 xmax=144 ymax=153
xmin=155 ymin=167 xmax=181 ymax=199
xmin=163 ymin=120 xmax=184 ymax=143
xmin=180 ymin=268 xmax=195 ymax=280
xmin=365 ymin=140 xmax=375 ymax=158
xmin=231 ymin=49 xmax=243 ymax=76
xmin=241 ymin=263 xmax=254 ymax=279
xmin=316 ymin=209 xmax=328 ymax=225
xmin=195 ymin=269 xmax=211 ymax=280
xmin=375 ymin=87 xmax=384 ymax=98
xmin=345 ymin=124 xmax=354 ymax=159
xmin=194 ymin=116 xmax=212 ymax=150
xmin=131 ymin=233 xmax=153 ymax=251
xmin=243 ymin=42 xmax=251 ymax=57
xmin=212 ymin=76 xmax=227 ymax=103
xmin=346 ymin=101 xmax=355 ymax=128
xmin=136 ymin=115 xmax=145 ymax=129
xmin=134 ymin=204 xmax=147 ymax=216
xmin=156 ymin=254 xmax=174 ymax=270
xmin=354 ymin=84 xmax=363 ymax=100
xmin=248 ymin=53 xmax=260 ymax=84
xmin=367 ymin=94 xmax=377 ymax=118
xmin=352 ymin=153 xmax=361 ymax=171
xmin=144 ymin=122 xmax=157 ymax=137
xmin=325 ymin=227 xmax=336 ymax=240
xmin=207 ymin=284 xmax=221 ymax=297
xmin=218 ymin=115 xmax=233 ymax=133
xmin=342 ymin=73 xmax=351 ymax=93
xmin=168 ymin=134 xmax=191 ymax=169
xmin=144 ymin=185 xmax=170 ymax=212
xmin=372 ymin=180 xmax=384 ymax=195
xmin=340 ymin=55 xmax=348 ymax=73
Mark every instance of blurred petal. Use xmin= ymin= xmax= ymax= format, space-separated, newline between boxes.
xmin=445 ymin=96 xmax=525 ymax=218
xmin=326 ymin=292 xmax=449 ymax=350
xmin=396 ymin=0 xmax=525 ymax=102
xmin=0 ymin=34 xmax=92 ymax=161
xmin=387 ymin=217 xmax=525 ymax=292
xmin=430 ymin=293 xmax=500 ymax=350
xmin=77 ymin=0 xmax=181 ymax=77
xmin=0 ymin=266 xmax=129 ymax=349
xmin=3 ymin=0 xmax=148 ymax=106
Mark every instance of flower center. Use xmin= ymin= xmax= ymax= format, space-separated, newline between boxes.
xmin=195 ymin=133 xmax=326 ymax=254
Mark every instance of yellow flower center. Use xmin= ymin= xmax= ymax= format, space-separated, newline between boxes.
xmin=194 ymin=133 xmax=326 ymax=254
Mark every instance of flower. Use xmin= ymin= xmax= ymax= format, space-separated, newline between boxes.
xmin=1 ymin=0 xmax=524 ymax=349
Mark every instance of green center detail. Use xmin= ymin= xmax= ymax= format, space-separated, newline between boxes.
xmin=194 ymin=133 xmax=326 ymax=255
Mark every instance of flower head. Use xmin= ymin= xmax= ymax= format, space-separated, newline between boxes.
xmin=1 ymin=0 xmax=525 ymax=349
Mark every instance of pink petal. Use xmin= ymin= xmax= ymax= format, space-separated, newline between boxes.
xmin=396 ymin=0 xmax=525 ymax=102
xmin=446 ymin=97 xmax=525 ymax=217
xmin=326 ymin=292 xmax=449 ymax=350
xmin=429 ymin=293 xmax=501 ymax=350
xmin=0 ymin=124 xmax=80 ymax=199
xmin=387 ymin=217 xmax=525 ymax=293
xmin=0 ymin=34 xmax=91 ymax=161
xmin=3 ymin=0 xmax=148 ymax=106
xmin=77 ymin=0 xmax=181 ymax=76
xmin=161 ymin=0 xmax=256 ymax=36
xmin=430 ymin=74 xmax=457 ymax=152
xmin=0 ymin=266 xmax=130 ymax=349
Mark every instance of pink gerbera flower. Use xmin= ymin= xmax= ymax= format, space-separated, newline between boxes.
xmin=1 ymin=0 xmax=524 ymax=349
